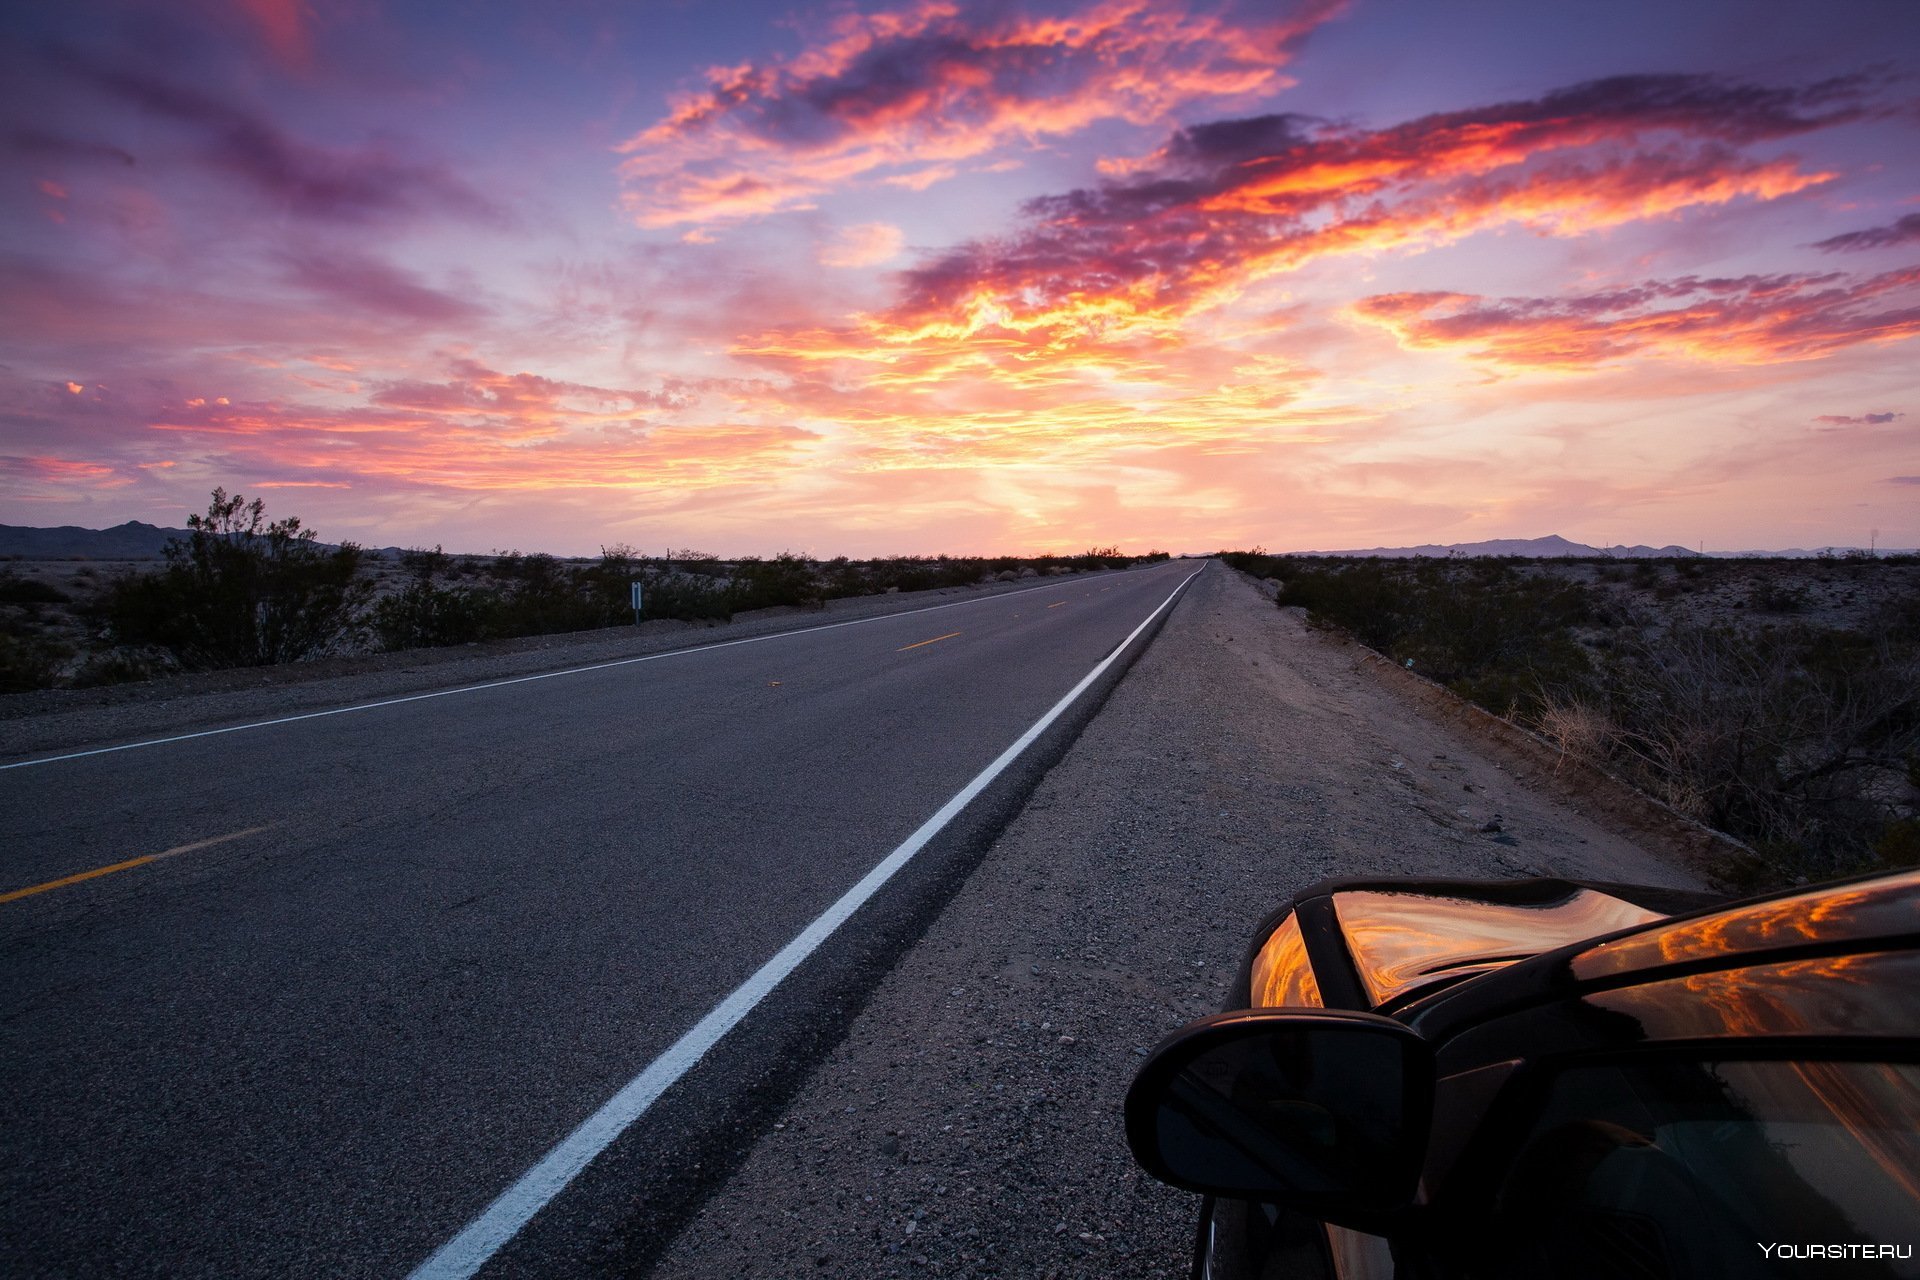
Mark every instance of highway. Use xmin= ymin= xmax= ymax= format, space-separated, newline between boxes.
xmin=0 ymin=559 xmax=1201 ymax=1276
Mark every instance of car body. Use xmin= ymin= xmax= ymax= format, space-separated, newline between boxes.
xmin=1125 ymin=867 xmax=1920 ymax=1279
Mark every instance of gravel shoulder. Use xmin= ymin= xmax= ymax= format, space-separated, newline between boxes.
xmin=648 ymin=564 xmax=1702 ymax=1279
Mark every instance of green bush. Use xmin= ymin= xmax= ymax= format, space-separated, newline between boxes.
xmin=100 ymin=489 xmax=369 ymax=669
xmin=729 ymin=553 xmax=823 ymax=611
xmin=0 ymin=572 xmax=70 ymax=605
xmin=0 ymin=631 xmax=71 ymax=693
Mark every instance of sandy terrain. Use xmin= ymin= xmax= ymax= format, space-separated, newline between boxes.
xmin=645 ymin=566 xmax=1702 ymax=1279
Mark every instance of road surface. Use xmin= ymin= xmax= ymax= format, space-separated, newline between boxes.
xmin=0 ymin=559 xmax=1200 ymax=1276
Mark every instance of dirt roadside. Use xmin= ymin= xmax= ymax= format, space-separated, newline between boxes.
xmin=646 ymin=565 xmax=1702 ymax=1279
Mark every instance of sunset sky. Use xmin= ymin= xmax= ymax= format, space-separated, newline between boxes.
xmin=3 ymin=0 xmax=1917 ymax=556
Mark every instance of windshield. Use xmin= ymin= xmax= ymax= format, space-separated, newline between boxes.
xmin=1477 ymin=1057 xmax=1920 ymax=1279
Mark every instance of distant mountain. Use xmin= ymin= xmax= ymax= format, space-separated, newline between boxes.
xmin=1293 ymin=534 xmax=1908 ymax=559
xmin=0 ymin=520 xmax=420 ymax=560
xmin=0 ymin=520 xmax=190 ymax=559
xmin=1302 ymin=534 xmax=1701 ymax=559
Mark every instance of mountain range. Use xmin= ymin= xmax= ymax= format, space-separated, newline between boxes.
xmin=0 ymin=521 xmax=413 ymax=560
xmin=1297 ymin=534 xmax=1897 ymax=559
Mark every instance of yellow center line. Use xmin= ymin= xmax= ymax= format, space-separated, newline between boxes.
xmin=897 ymin=630 xmax=962 ymax=652
xmin=1 ymin=824 xmax=275 ymax=905
xmin=1047 ymin=601 xmax=1066 ymax=609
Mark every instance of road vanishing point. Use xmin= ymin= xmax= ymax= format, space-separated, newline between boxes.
xmin=1 ymin=559 xmax=1202 ymax=1276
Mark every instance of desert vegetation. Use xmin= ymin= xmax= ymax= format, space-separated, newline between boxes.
xmin=1223 ymin=550 xmax=1920 ymax=888
xmin=0 ymin=492 xmax=1168 ymax=693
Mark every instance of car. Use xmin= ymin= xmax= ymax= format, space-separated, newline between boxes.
xmin=1124 ymin=867 xmax=1920 ymax=1279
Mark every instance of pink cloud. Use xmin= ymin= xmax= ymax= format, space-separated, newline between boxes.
xmin=1352 ymin=267 xmax=1920 ymax=368
xmin=1816 ymin=212 xmax=1920 ymax=253
xmin=819 ymin=222 xmax=905 ymax=268
xmin=615 ymin=0 xmax=1341 ymax=227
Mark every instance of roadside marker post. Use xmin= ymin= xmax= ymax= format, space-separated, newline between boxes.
xmin=630 ymin=581 xmax=643 ymax=625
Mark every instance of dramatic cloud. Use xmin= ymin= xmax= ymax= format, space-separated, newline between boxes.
xmin=727 ymin=69 xmax=1879 ymax=432
xmin=1352 ymin=268 xmax=1920 ymax=368
xmin=615 ymin=0 xmax=1340 ymax=226
xmin=1815 ymin=212 xmax=1920 ymax=252
xmin=873 ymin=73 xmax=1865 ymax=342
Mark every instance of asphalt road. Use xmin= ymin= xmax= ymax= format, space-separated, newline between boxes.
xmin=0 ymin=560 xmax=1201 ymax=1277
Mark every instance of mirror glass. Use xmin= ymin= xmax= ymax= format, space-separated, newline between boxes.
xmin=1147 ymin=1017 xmax=1423 ymax=1203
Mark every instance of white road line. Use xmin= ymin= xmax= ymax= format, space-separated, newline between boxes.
xmin=406 ymin=565 xmax=1202 ymax=1280
xmin=1 ymin=567 xmax=1185 ymax=772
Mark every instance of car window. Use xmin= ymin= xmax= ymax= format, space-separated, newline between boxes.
xmin=1249 ymin=912 xmax=1323 ymax=1008
xmin=1474 ymin=1057 xmax=1920 ymax=1279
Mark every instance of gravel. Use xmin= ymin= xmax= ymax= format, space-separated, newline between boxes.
xmin=647 ymin=565 xmax=1701 ymax=1279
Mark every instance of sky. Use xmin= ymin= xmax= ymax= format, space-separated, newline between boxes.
xmin=2 ymin=0 xmax=1917 ymax=556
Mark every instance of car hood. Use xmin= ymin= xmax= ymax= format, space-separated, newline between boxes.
xmin=1332 ymin=884 xmax=1665 ymax=1008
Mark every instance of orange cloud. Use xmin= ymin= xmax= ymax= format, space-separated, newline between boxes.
xmin=876 ymin=73 xmax=1868 ymax=347
xmin=1351 ymin=267 xmax=1920 ymax=369
xmin=0 ymin=455 xmax=124 ymax=489
xmin=701 ymin=70 xmax=1898 ymax=491
xmin=134 ymin=358 xmax=812 ymax=493
xmin=615 ymin=0 xmax=1340 ymax=227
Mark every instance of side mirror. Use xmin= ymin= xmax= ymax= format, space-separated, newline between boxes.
xmin=1124 ymin=1010 xmax=1432 ymax=1226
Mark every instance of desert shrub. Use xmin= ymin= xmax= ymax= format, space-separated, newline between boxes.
xmin=1876 ymin=819 xmax=1920 ymax=868
xmin=483 ymin=551 xmax=620 ymax=635
xmin=729 ymin=553 xmax=822 ymax=611
xmin=1261 ymin=553 xmax=1920 ymax=887
xmin=372 ymin=545 xmax=493 ymax=650
xmin=1273 ymin=557 xmax=1593 ymax=714
xmin=1746 ymin=580 xmax=1807 ymax=613
xmin=599 ymin=546 xmax=732 ymax=622
xmin=1275 ymin=559 xmax=1411 ymax=650
xmin=373 ymin=582 xmax=491 ymax=649
xmin=1595 ymin=621 xmax=1919 ymax=879
xmin=0 ymin=572 xmax=70 ymax=605
xmin=635 ymin=568 xmax=733 ymax=620
xmin=70 ymin=647 xmax=176 ymax=687
xmin=1217 ymin=548 xmax=1287 ymax=579
xmin=0 ymin=631 xmax=71 ymax=693
xmin=99 ymin=489 xmax=368 ymax=669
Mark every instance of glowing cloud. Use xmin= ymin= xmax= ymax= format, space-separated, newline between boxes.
xmin=1352 ymin=268 xmax=1920 ymax=368
xmin=873 ymin=73 xmax=1864 ymax=348
xmin=615 ymin=0 xmax=1341 ymax=227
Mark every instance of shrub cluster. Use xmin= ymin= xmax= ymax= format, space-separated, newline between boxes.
xmin=99 ymin=489 xmax=369 ymax=670
xmin=1254 ymin=553 xmax=1920 ymax=887
xmin=1274 ymin=557 xmax=1596 ymax=716
xmin=44 ymin=494 xmax=1171 ymax=684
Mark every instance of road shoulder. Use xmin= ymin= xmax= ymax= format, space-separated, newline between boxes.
xmin=647 ymin=563 xmax=1700 ymax=1279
